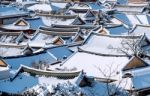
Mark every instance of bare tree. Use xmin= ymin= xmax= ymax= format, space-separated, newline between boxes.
xmin=95 ymin=64 xmax=130 ymax=96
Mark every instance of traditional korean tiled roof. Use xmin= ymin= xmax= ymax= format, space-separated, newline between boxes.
xmin=130 ymin=24 xmax=150 ymax=36
xmin=1 ymin=17 xmax=45 ymax=31
xmin=87 ymin=2 xmax=105 ymax=11
xmin=80 ymin=33 xmax=140 ymax=56
xmin=113 ymin=13 xmax=132 ymax=26
xmin=24 ymin=17 xmax=45 ymax=30
xmin=57 ymin=51 xmax=129 ymax=80
xmin=0 ymin=5 xmax=28 ymax=19
xmin=117 ymin=0 xmax=128 ymax=5
xmin=46 ymin=46 xmax=74 ymax=60
xmin=113 ymin=4 xmax=145 ymax=13
xmin=4 ymin=51 xmax=57 ymax=69
xmin=105 ymin=24 xmax=129 ymax=35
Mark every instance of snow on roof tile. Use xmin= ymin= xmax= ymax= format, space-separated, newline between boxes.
xmin=81 ymin=33 xmax=139 ymax=56
xmin=117 ymin=0 xmax=128 ymax=5
xmin=0 ymin=72 xmax=38 ymax=93
xmin=114 ymin=13 xmax=132 ymax=26
xmin=60 ymin=52 xmax=129 ymax=80
xmin=24 ymin=17 xmax=45 ymax=30
xmin=47 ymin=46 xmax=74 ymax=60
xmin=4 ymin=52 xmax=57 ymax=69
xmin=88 ymin=2 xmax=105 ymax=10
xmin=105 ymin=25 xmax=129 ymax=35
xmin=0 ymin=5 xmax=28 ymax=18
xmin=113 ymin=5 xmax=145 ymax=13
xmin=130 ymin=24 xmax=150 ymax=36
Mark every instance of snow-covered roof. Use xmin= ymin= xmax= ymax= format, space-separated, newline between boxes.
xmin=27 ymin=3 xmax=63 ymax=12
xmin=39 ymin=26 xmax=80 ymax=32
xmin=30 ymin=32 xmax=54 ymax=46
xmin=136 ymin=15 xmax=150 ymax=25
xmin=0 ymin=5 xmax=28 ymax=19
xmin=28 ymin=3 xmax=52 ymax=12
xmin=19 ymin=1 xmax=38 ymax=6
xmin=4 ymin=52 xmax=57 ymax=69
xmin=114 ymin=13 xmax=150 ymax=27
xmin=117 ymin=0 xmax=128 ymax=5
xmin=113 ymin=13 xmax=133 ymax=26
xmin=0 ymin=72 xmax=38 ymax=93
xmin=87 ymin=2 xmax=105 ymax=11
xmin=77 ymin=10 xmax=96 ymax=22
xmin=0 ymin=34 xmax=18 ymax=44
xmin=80 ymin=33 xmax=139 ymax=56
xmin=1 ymin=17 xmax=45 ymax=30
xmin=46 ymin=46 xmax=74 ymax=61
xmin=41 ymin=16 xmax=75 ymax=26
xmin=59 ymin=52 xmax=129 ymax=80
xmin=30 ymin=31 xmax=75 ymax=47
xmin=105 ymin=24 xmax=129 ymax=35
xmin=0 ymin=47 xmax=23 ymax=57
xmin=70 ymin=3 xmax=90 ymax=10
xmin=41 ymin=15 xmax=86 ymax=26
xmin=130 ymin=24 xmax=150 ymax=36
xmin=125 ymin=14 xmax=141 ymax=26
xmin=1 ymin=24 xmax=30 ymax=31
xmin=51 ymin=2 xmax=68 ymax=9
xmin=127 ymin=67 xmax=150 ymax=91
xmin=1 ymin=18 xmax=30 ymax=31
xmin=0 ymin=71 xmax=120 ymax=95
xmin=24 ymin=17 xmax=45 ymax=30
xmin=113 ymin=5 xmax=145 ymax=13
xmin=51 ymin=24 xmax=96 ymax=29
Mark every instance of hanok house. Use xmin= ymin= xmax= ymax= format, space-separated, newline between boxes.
xmin=0 ymin=5 xmax=29 ymax=25
xmin=131 ymin=67 xmax=150 ymax=96
xmin=130 ymin=25 xmax=150 ymax=36
xmin=0 ymin=17 xmax=45 ymax=34
xmin=122 ymin=56 xmax=150 ymax=95
xmin=0 ymin=59 xmax=10 ymax=80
